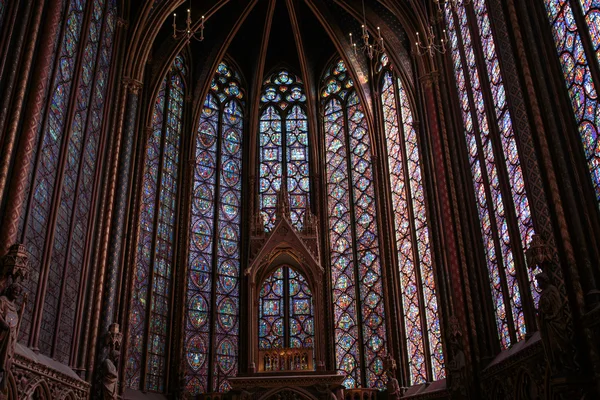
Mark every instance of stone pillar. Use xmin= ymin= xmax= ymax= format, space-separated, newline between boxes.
xmin=0 ymin=0 xmax=63 ymax=255
xmin=99 ymin=80 xmax=141 ymax=337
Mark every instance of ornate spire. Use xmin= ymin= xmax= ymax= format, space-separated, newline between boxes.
xmin=275 ymin=185 xmax=290 ymax=221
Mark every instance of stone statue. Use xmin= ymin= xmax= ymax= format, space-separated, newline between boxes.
xmin=100 ymin=323 xmax=122 ymax=400
xmin=536 ymin=272 xmax=571 ymax=375
xmin=446 ymin=315 xmax=467 ymax=398
xmin=386 ymin=370 xmax=402 ymax=400
xmin=0 ymin=283 xmax=23 ymax=394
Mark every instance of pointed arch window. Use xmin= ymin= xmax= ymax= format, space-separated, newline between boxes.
xmin=378 ymin=58 xmax=444 ymax=385
xmin=126 ymin=55 xmax=186 ymax=393
xmin=183 ymin=61 xmax=244 ymax=395
xmin=259 ymin=70 xmax=310 ymax=231
xmin=444 ymin=1 xmax=537 ymax=349
xmin=16 ymin=0 xmax=117 ymax=363
xmin=258 ymin=266 xmax=314 ymax=351
xmin=542 ymin=0 xmax=600 ymax=205
xmin=322 ymin=59 xmax=388 ymax=389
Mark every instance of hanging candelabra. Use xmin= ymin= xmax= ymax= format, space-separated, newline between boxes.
xmin=172 ymin=0 xmax=205 ymax=42
xmin=414 ymin=26 xmax=447 ymax=57
xmin=348 ymin=0 xmax=386 ymax=60
xmin=434 ymin=0 xmax=472 ymax=14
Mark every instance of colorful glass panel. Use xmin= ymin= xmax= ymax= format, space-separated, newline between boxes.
xmin=471 ymin=0 xmax=537 ymax=305
xmin=184 ymin=61 xmax=243 ymax=395
xmin=445 ymin=6 xmax=515 ymax=347
xmin=323 ymin=60 xmax=387 ymax=389
xmin=259 ymin=268 xmax=285 ymax=349
xmin=544 ymin=0 xmax=600 ymax=204
xmin=381 ymin=71 xmax=445 ymax=384
xmin=43 ymin=0 xmax=110 ymax=362
xmin=126 ymin=56 xmax=185 ymax=392
xmin=259 ymin=70 xmax=310 ymax=231
xmin=21 ymin=0 xmax=87 ymax=346
xmin=579 ymin=0 xmax=600 ymax=64
xmin=258 ymin=266 xmax=314 ymax=350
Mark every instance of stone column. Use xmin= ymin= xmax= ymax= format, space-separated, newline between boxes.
xmin=0 ymin=0 xmax=63 ymax=255
xmin=99 ymin=80 xmax=141 ymax=336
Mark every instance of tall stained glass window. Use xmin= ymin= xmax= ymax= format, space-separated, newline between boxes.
xmin=378 ymin=57 xmax=444 ymax=385
xmin=259 ymin=70 xmax=310 ymax=231
xmin=17 ymin=0 xmax=117 ymax=364
xmin=258 ymin=266 xmax=314 ymax=351
xmin=126 ymin=55 xmax=186 ymax=392
xmin=543 ymin=0 xmax=600 ymax=204
xmin=444 ymin=1 xmax=537 ymax=349
xmin=322 ymin=59 xmax=388 ymax=389
xmin=183 ymin=61 xmax=244 ymax=395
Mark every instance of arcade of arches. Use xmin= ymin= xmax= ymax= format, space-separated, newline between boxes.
xmin=0 ymin=0 xmax=599 ymax=399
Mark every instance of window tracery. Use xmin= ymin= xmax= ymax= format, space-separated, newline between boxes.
xmin=259 ymin=70 xmax=310 ymax=231
xmin=258 ymin=266 xmax=314 ymax=351
xmin=16 ymin=0 xmax=117 ymax=364
xmin=379 ymin=58 xmax=444 ymax=384
xmin=543 ymin=0 xmax=600 ymax=204
xmin=322 ymin=59 xmax=387 ymax=389
xmin=126 ymin=55 xmax=186 ymax=392
xmin=444 ymin=1 xmax=538 ymax=348
xmin=183 ymin=61 xmax=243 ymax=395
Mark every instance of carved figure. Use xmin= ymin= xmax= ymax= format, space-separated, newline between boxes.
xmin=101 ymin=348 xmax=119 ymax=399
xmin=536 ymin=272 xmax=571 ymax=375
xmin=0 ymin=283 xmax=23 ymax=393
xmin=100 ymin=323 xmax=122 ymax=400
xmin=386 ymin=370 xmax=402 ymax=400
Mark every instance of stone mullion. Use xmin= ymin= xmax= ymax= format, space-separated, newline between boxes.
xmin=451 ymin=6 xmax=519 ymax=345
xmin=0 ymin=0 xmax=36 ymax=194
xmin=316 ymin=99 xmax=336 ymax=373
xmin=393 ymin=74 xmax=434 ymax=381
xmin=54 ymin=0 xmax=114 ymax=364
xmin=206 ymin=100 xmax=225 ymax=393
xmin=372 ymin=71 xmax=409 ymax=387
xmin=439 ymin=42 xmax=497 ymax=364
xmin=463 ymin=3 xmax=538 ymax=336
xmin=29 ymin=0 xmax=96 ymax=355
xmin=73 ymin=13 xmax=125 ymax=370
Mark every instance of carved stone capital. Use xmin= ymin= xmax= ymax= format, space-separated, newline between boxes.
xmin=122 ymin=77 xmax=143 ymax=94
xmin=419 ymin=71 xmax=440 ymax=88
xmin=116 ymin=17 xmax=128 ymax=29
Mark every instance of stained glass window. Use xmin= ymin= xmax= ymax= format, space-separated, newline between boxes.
xmin=17 ymin=0 xmax=117 ymax=363
xmin=444 ymin=1 xmax=537 ymax=348
xmin=259 ymin=70 xmax=310 ymax=231
xmin=543 ymin=0 xmax=600 ymax=205
xmin=322 ymin=59 xmax=387 ymax=389
xmin=380 ymin=67 xmax=444 ymax=385
xmin=259 ymin=266 xmax=314 ymax=351
xmin=183 ymin=61 xmax=243 ymax=395
xmin=126 ymin=55 xmax=186 ymax=392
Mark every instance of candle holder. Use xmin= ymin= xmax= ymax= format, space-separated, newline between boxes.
xmin=348 ymin=0 xmax=386 ymax=60
xmin=172 ymin=0 xmax=205 ymax=42
xmin=414 ymin=25 xmax=447 ymax=58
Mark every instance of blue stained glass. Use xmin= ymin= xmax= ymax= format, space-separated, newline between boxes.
xmin=184 ymin=61 xmax=243 ymax=395
xmin=259 ymin=70 xmax=310 ymax=231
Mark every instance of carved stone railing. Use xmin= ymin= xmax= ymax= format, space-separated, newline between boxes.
xmin=9 ymin=344 xmax=90 ymax=399
xmin=258 ymin=347 xmax=314 ymax=372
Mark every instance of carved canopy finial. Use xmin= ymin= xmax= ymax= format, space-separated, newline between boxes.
xmin=275 ymin=186 xmax=290 ymax=221
xmin=105 ymin=323 xmax=123 ymax=352
xmin=302 ymin=211 xmax=318 ymax=235
xmin=0 ymin=243 xmax=30 ymax=285
xmin=525 ymin=234 xmax=553 ymax=271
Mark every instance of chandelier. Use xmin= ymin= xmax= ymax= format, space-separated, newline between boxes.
xmin=348 ymin=0 xmax=385 ymax=60
xmin=414 ymin=25 xmax=447 ymax=57
xmin=434 ymin=0 xmax=472 ymax=14
xmin=172 ymin=0 xmax=205 ymax=42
